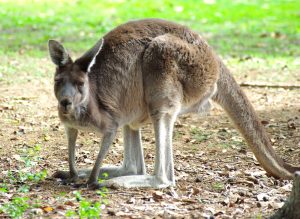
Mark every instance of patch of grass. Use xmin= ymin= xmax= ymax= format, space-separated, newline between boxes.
xmin=256 ymin=214 xmax=263 ymax=219
xmin=0 ymin=145 xmax=49 ymax=218
xmin=1 ymin=0 xmax=299 ymax=85
xmin=0 ymin=196 xmax=30 ymax=219
xmin=17 ymin=185 xmax=30 ymax=193
xmin=173 ymin=130 xmax=185 ymax=140
xmin=66 ymin=190 xmax=108 ymax=218
xmin=212 ymin=182 xmax=225 ymax=192
xmin=0 ymin=0 xmax=299 ymax=59
xmin=226 ymin=56 xmax=300 ymax=83
xmin=213 ymin=142 xmax=231 ymax=149
xmin=190 ymin=127 xmax=211 ymax=143
xmin=0 ymin=55 xmax=53 ymax=84
xmin=3 ymin=144 xmax=47 ymax=192
xmin=215 ymin=128 xmax=245 ymax=149
xmin=0 ymin=184 xmax=8 ymax=193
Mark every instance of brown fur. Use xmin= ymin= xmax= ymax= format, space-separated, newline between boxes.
xmin=49 ymin=19 xmax=299 ymax=188
xmin=212 ymin=61 xmax=299 ymax=178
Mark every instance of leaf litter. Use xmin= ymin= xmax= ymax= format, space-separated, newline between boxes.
xmin=0 ymin=69 xmax=299 ymax=218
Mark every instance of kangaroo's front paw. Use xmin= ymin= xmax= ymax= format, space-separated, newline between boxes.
xmin=53 ymin=170 xmax=79 ymax=184
xmin=53 ymin=170 xmax=70 ymax=180
xmin=65 ymin=175 xmax=79 ymax=184
xmin=87 ymin=181 xmax=103 ymax=190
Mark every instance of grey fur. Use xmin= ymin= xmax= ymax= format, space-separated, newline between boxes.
xmin=48 ymin=19 xmax=299 ymax=189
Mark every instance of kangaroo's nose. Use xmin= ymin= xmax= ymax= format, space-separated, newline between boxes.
xmin=60 ymin=99 xmax=71 ymax=108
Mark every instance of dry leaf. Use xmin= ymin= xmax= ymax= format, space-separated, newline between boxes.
xmin=64 ymin=201 xmax=76 ymax=206
xmin=56 ymin=205 xmax=66 ymax=210
xmin=12 ymin=154 xmax=22 ymax=161
xmin=44 ymin=135 xmax=50 ymax=141
xmin=152 ymin=191 xmax=164 ymax=202
xmin=83 ymin=158 xmax=94 ymax=164
xmin=42 ymin=206 xmax=53 ymax=213
xmin=257 ymin=193 xmax=270 ymax=202
xmin=126 ymin=197 xmax=136 ymax=204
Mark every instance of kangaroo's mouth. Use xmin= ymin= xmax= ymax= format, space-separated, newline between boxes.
xmin=61 ymin=110 xmax=69 ymax=115
xmin=58 ymin=104 xmax=73 ymax=115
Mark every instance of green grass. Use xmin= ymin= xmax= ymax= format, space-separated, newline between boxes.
xmin=1 ymin=0 xmax=299 ymax=58
xmin=66 ymin=190 xmax=108 ymax=218
xmin=0 ymin=0 xmax=299 ymax=84
xmin=190 ymin=127 xmax=211 ymax=143
xmin=0 ymin=145 xmax=46 ymax=218
xmin=212 ymin=182 xmax=225 ymax=192
xmin=0 ymin=196 xmax=30 ymax=218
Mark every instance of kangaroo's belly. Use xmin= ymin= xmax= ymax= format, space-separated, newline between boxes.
xmin=180 ymin=83 xmax=217 ymax=115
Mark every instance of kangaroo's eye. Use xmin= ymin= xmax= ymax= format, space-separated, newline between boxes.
xmin=76 ymin=81 xmax=84 ymax=87
xmin=54 ymin=78 xmax=63 ymax=85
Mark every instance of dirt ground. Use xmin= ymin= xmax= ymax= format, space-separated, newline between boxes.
xmin=0 ymin=59 xmax=299 ymax=218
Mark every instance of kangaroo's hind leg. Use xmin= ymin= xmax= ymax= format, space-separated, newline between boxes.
xmin=98 ymin=96 xmax=181 ymax=189
xmin=97 ymin=125 xmax=146 ymax=178
xmin=97 ymin=35 xmax=184 ymax=188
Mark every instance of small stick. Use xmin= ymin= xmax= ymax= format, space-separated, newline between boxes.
xmin=240 ymin=82 xmax=300 ymax=89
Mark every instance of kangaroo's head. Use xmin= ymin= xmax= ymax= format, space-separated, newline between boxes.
xmin=48 ymin=39 xmax=103 ymax=118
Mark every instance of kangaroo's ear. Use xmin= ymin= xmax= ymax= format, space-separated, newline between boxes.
xmin=48 ymin=40 xmax=72 ymax=66
xmin=75 ymin=38 xmax=104 ymax=73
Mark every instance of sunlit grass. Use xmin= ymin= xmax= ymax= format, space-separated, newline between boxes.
xmin=0 ymin=0 xmax=299 ymax=58
xmin=0 ymin=0 xmax=299 ymax=83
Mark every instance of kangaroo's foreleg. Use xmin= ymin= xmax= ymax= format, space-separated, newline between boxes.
xmin=87 ymin=131 xmax=116 ymax=189
xmin=53 ymin=125 xmax=146 ymax=184
xmin=53 ymin=127 xmax=79 ymax=183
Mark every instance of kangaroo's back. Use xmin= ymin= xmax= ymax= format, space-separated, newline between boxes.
xmin=104 ymin=19 xmax=201 ymax=46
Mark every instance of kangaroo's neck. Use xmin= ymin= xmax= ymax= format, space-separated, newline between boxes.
xmin=85 ymin=85 xmax=117 ymax=133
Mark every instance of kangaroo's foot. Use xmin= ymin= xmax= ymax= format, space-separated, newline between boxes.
xmin=52 ymin=170 xmax=80 ymax=184
xmin=99 ymin=175 xmax=175 ymax=189
xmin=53 ymin=164 xmax=144 ymax=178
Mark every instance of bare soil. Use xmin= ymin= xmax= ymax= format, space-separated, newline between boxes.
xmin=0 ymin=63 xmax=299 ymax=218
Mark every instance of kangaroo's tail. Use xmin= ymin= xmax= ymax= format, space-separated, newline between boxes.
xmin=212 ymin=61 xmax=299 ymax=179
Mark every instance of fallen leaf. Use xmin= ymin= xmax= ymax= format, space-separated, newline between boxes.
xmin=268 ymin=201 xmax=284 ymax=209
xmin=261 ymin=120 xmax=269 ymax=125
xmin=42 ymin=206 xmax=53 ymax=213
xmin=278 ymin=183 xmax=293 ymax=192
xmin=56 ymin=205 xmax=66 ymax=210
xmin=287 ymin=119 xmax=296 ymax=130
xmin=83 ymin=158 xmax=94 ymax=164
xmin=44 ymin=135 xmax=50 ymax=141
xmin=126 ymin=197 xmax=135 ymax=204
xmin=152 ymin=191 xmax=164 ymax=202
xmin=12 ymin=154 xmax=22 ymax=161
xmin=64 ymin=201 xmax=76 ymax=206
xmin=257 ymin=193 xmax=270 ymax=202
xmin=31 ymin=208 xmax=43 ymax=215
xmin=107 ymin=208 xmax=116 ymax=216
xmin=168 ymin=187 xmax=179 ymax=198
xmin=191 ymin=187 xmax=201 ymax=196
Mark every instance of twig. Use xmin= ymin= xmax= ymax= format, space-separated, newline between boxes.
xmin=239 ymin=82 xmax=300 ymax=89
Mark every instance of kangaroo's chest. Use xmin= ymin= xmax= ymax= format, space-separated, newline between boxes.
xmin=60 ymin=113 xmax=101 ymax=133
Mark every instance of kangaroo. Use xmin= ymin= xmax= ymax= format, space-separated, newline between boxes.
xmin=48 ymin=19 xmax=300 ymax=189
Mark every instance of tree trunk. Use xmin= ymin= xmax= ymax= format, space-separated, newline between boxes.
xmin=269 ymin=171 xmax=300 ymax=219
